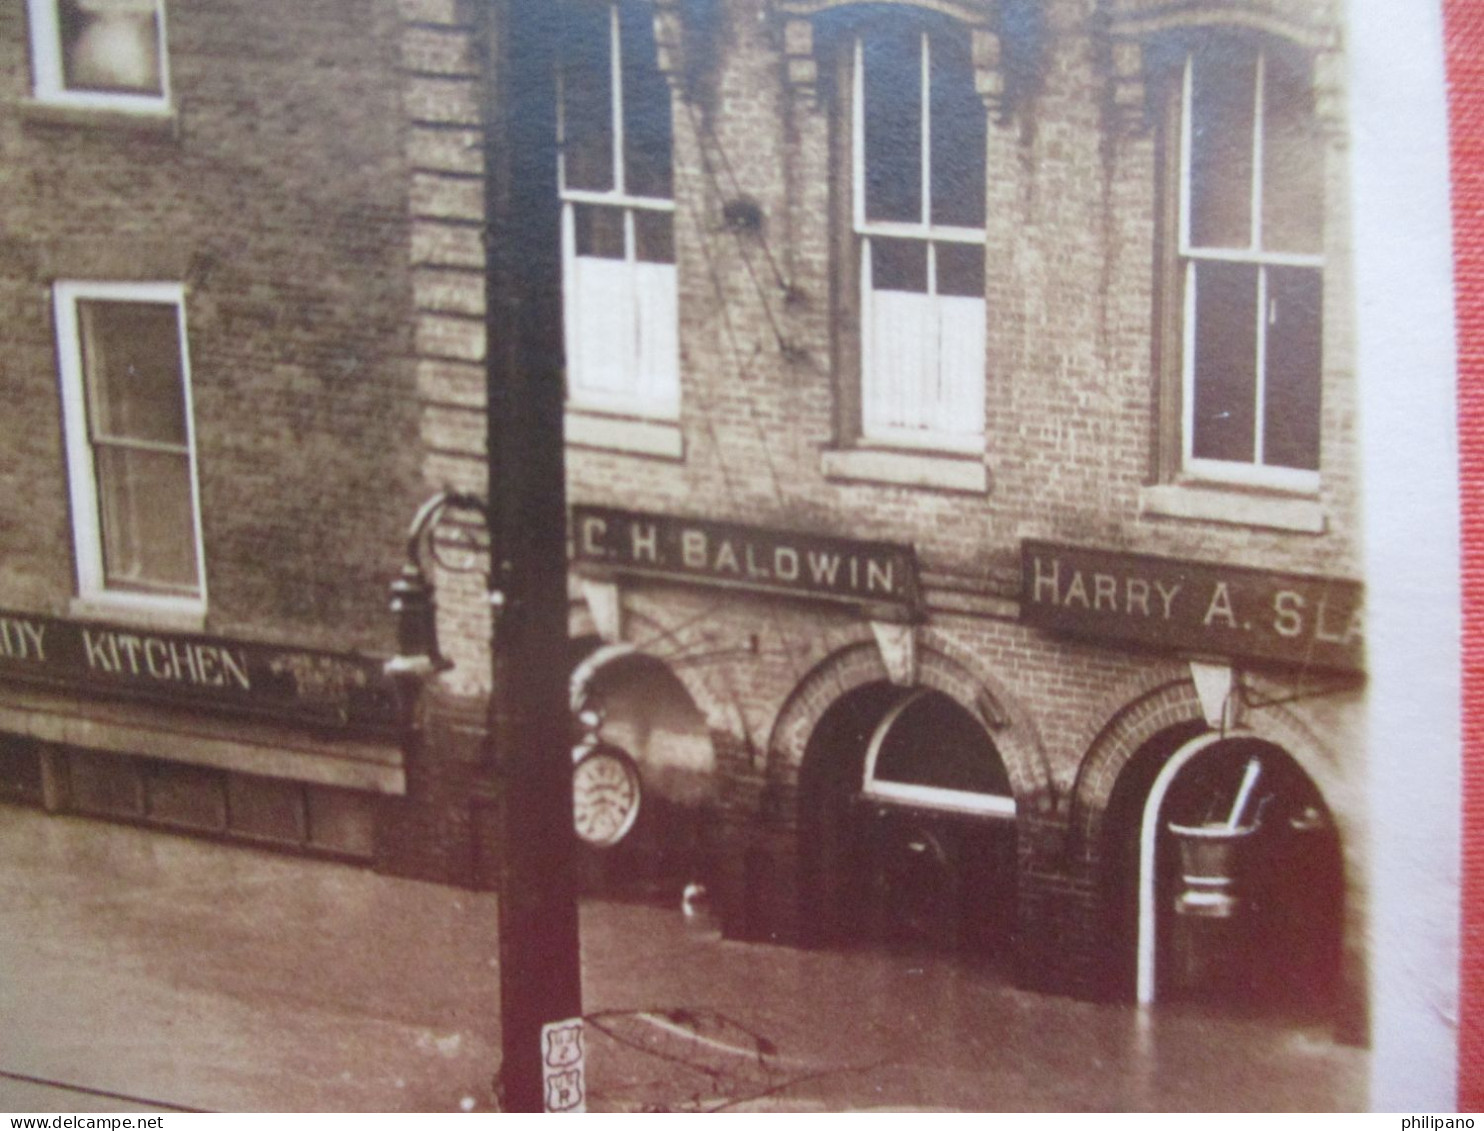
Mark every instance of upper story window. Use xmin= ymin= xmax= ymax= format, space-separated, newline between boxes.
xmin=26 ymin=0 xmax=171 ymax=113
xmin=853 ymin=23 xmax=986 ymax=452
xmin=54 ymin=282 xmax=205 ymax=618
xmin=1177 ymin=44 xmax=1323 ymax=492
xmin=559 ymin=1 xmax=679 ymax=421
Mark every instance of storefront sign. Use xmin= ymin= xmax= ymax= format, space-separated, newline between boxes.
xmin=0 ymin=609 xmax=399 ymax=733
xmin=1019 ymin=542 xmax=1364 ymax=673
xmin=572 ymin=506 xmax=920 ymax=613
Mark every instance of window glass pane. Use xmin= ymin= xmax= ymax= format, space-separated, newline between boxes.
xmin=935 ymin=242 xmax=983 ymax=297
xmin=619 ymin=1 xmax=672 ymax=200
xmin=60 ymin=0 xmax=163 ymax=96
xmin=865 ymin=289 xmax=932 ymax=433
xmin=873 ymin=694 xmax=1011 ymax=796
xmin=94 ymin=446 xmax=199 ymax=593
xmin=862 ymin=31 xmax=923 ymax=224
xmin=1261 ymin=58 xmax=1323 ymax=255
xmin=929 ymin=34 xmax=985 ymax=229
xmin=561 ymin=2 xmax=615 ymax=193
xmin=1263 ymin=266 xmax=1322 ymax=470
xmin=871 ymin=237 xmax=927 ymax=293
xmin=1190 ymin=261 xmax=1258 ymax=463
xmin=574 ymin=203 xmax=626 ymax=258
xmin=568 ymin=257 xmax=637 ymax=397
xmin=79 ymin=300 xmax=187 ymax=445
xmin=1188 ymin=49 xmax=1256 ymax=250
xmin=633 ymin=209 xmax=673 ymax=263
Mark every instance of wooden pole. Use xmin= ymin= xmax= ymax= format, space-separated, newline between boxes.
xmin=481 ymin=0 xmax=584 ymax=1112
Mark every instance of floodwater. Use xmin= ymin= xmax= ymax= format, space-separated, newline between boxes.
xmin=0 ymin=806 xmax=1366 ymax=1112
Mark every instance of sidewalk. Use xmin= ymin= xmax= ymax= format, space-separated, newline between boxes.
xmin=0 ymin=807 xmax=1366 ymax=1112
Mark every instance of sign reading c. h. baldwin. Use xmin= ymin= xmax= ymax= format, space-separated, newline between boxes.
xmin=1019 ymin=541 xmax=1364 ymax=674
xmin=572 ymin=505 xmax=920 ymax=614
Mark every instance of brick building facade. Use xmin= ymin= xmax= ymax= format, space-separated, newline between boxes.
xmin=0 ymin=0 xmax=1369 ymax=1042
xmin=403 ymin=0 xmax=1367 ymax=1036
xmin=0 ymin=0 xmax=425 ymax=862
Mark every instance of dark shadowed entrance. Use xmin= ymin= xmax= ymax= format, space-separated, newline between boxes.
xmin=1103 ymin=729 xmax=1343 ymax=1019
xmin=569 ymin=642 xmax=716 ymax=903
xmin=798 ymin=683 xmax=1017 ymax=964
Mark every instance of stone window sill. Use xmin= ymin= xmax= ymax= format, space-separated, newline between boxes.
xmin=1139 ymin=483 xmax=1326 ymax=534
xmin=564 ymin=408 xmax=684 ymax=460
xmin=821 ymin=447 xmax=988 ymax=494
xmin=69 ymin=595 xmax=206 ymax=633
xmin=18 ymin=98 xmax=179 ymax=138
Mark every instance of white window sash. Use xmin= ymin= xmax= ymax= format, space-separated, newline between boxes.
xmin=560 ymin=188 xmax=674 ymax=213
xmin=861 ymin=779 xmax=1017 ymax=819
xmin=558 ymin=2 xmax=680 ymax=421
xmin=860 ymin=690 xmax=1017 ymax=820
xmin=1177 ymin=50 xmax=1324 ymax=491
xmin=26 ymin=0 xmax=172 ymax=113
xmin=54 ymin=281 xmax=206 ymax=616
xmin=854 ymin=33 xmax=987 ymax=450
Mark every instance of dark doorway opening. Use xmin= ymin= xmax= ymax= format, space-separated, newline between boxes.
xmin=568 ymin=642 xmax=716 ymax=905
xmin=1104 ymin=729 xmax=1344 ymax=1021
xmin=797 ymin=682 xmax=1017 ymax=966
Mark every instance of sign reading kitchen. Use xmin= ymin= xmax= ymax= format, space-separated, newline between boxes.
xmin=0 ymin=609 xmax=398 ymax=733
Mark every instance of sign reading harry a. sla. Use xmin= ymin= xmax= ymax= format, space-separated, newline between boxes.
xmin=1020 ymin=542 xmax=1364 ymax=673
xmin=0 ymin=609 xmax=399 ymax=733
xmin=573 ymin=505 xmax=921 ymax=613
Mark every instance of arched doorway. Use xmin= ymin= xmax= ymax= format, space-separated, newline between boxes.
xmin=798 ymin=683 xmax=1017 ymax=963
xmin=569 ymin=644 xmax=716 ymax=903
xmin=1104 ymin=728 xmax=1343 ymax=1017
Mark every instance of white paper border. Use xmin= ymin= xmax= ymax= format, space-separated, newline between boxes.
xmin=1352 ymin=0 xmax=1463 ymax=1110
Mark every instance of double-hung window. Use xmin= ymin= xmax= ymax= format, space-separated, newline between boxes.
xmin=1177 ymin=45 xmax=1323 ymax=491
xmin=26 ymin=0 xmax=171 ymax=113
xmin=853 ymin=25 xmax=986 ymax=451
xmin=559 ymin=1 xmax=679 ymax=420
xmin=55 ymin=282 xmax=206 ymax=616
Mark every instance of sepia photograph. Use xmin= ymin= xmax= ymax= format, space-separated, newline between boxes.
xmin=0 ymin=0 xmax=1463 ymax=1114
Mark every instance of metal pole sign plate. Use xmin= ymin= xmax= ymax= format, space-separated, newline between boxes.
xmin=540 ymin=1018 xmax=586 ymax=1113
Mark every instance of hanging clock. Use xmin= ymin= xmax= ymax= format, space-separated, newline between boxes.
xmin=572 ymin=741 xmax=642 ymax=848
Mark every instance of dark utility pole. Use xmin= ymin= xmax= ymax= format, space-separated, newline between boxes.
xmin=481 ymin=0 xmax=584 ymax=1112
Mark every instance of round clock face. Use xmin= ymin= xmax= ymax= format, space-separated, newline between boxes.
xmin=572 ymin=745 xmax=641 ymax=848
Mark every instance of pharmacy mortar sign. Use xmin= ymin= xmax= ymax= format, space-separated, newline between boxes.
xmin=1019 ymin=542 xmax=1364 ymax=673
xmin=0 ymin=609 xmax=399 ymax=733
xmin=573 ymin=505 xmax=921 ymax=614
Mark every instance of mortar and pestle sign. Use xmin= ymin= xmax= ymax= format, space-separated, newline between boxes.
xmin=1168 ymin=756 xmax=1263 ymax=919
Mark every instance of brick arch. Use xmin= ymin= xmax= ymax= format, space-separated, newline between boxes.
xmin=919 ymin=625 xmax=1051 ymax=777
xmin=765 ymin=640 xmax=1049 ymax=803
xmin=1068 ymin=674 xmax=1346 ymax=855
xmin=775 ymin=0 xmax=1006 ymax=112
xmin=1063 ymin=659 xmax=1194 ymax=783
xmin=566 ymin=600 xmax=741 ymax=738
xmin=776 ymin=0 xmax=994 ymax=26
xmin=1068 ymin=679 xmax=1206 ymax=851
xmin=1105 ymin=2 xmax=1336 ymax=52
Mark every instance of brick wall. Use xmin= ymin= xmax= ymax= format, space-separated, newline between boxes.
xmin=405 ymin=0 xmax=1367 ymax=1017
xmin=0 ymin=0 xmax=422 ymax=655
xmin=561 ymin=0 xmax=1359 ymax=584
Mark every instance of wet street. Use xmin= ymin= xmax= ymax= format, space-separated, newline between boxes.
xmin=0 ymin=807 xmax=1366 ymax=1112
